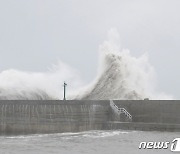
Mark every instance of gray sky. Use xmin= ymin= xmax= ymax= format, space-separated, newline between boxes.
xmin=0 ymin=0 xmax=180 ymax=98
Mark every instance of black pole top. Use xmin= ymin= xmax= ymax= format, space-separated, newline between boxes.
xmin=64 ymin=82 xmax=67 ymax=86
xmin=63 ymin=82 xmax=67 ymax=100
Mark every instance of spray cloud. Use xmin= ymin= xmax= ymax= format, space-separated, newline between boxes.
xmin=0 ymin=29 xmax=173 ymax=100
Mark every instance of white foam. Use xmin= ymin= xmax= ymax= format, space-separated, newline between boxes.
xmin=75 ymin=28 xmax=173 ymax=100
xmin=0 ymin=29 xmax=173 ymax=100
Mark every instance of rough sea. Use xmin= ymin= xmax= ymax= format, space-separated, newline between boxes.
xmin=0 ymin=130 xmax=179 ymax=154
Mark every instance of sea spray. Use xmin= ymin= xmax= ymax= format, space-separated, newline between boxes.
xmin=0 ymin=29 xmax=173 ymax=100
xmin=75 ymin=29 xmax=173 ymax=100
xmin=0 ymin=61 xmax=83 ymax=100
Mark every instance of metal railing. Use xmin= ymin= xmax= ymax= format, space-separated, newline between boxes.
xmin=110 ymin=100 xmax=132 ymax=120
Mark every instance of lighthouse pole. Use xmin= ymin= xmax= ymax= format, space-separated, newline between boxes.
xmin=63 ymin=82 xmax=67 ymax=100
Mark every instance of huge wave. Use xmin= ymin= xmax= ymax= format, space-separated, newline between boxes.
xmin=0 ymin=29 xmax=173 ymax=100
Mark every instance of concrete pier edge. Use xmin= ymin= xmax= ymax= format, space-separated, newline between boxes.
xmin=0 ymin=100 xmax=180 ymax=135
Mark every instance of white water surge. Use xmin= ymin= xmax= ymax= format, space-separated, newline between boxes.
xmin=75 ymin=29 xmax=172 ymax=100
xmin=0 ymin=29 xmax=172 ymax=100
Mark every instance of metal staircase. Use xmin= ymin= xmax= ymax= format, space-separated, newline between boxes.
xmin=110 ymin=100 xmax=132 ymax=121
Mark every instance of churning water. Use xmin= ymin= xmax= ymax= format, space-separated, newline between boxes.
xmin=0 ymin=29 xmax=173 ymax=100
xmin=0 ymin=130 xmax=179 ymax=154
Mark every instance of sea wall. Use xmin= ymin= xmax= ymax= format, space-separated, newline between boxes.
xmin=106 ymin=122 xmax=180 ymax=132
xmin=0 ymin=100 xmax=180 ymax=135
xmin=0 ymin=100 xmax=110 ymax=135
xmin=113 ymin=100 xmax=180 ymax=124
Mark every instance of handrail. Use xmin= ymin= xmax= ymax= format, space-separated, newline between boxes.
xmin=110 ymin=100 xmax=132 ymax=120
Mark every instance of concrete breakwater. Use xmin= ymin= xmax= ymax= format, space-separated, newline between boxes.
xmin=0 ymin=100 xmax=110 ymax=135
xmin=0 ymin=100 xmax=180 ymax=135
xmin=113 ymin=100 xmax=180 ymax=124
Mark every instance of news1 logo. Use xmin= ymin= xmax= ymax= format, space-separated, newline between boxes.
xmin=139 ymin=138 xmax=180 ymax=152
xmin=171 ymin=138 xmax=180 ymax=152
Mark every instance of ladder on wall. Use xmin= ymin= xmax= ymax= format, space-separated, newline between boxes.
xmin=110 ymin=100 xmax=132 ymax=121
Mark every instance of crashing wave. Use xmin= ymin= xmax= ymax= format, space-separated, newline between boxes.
xmin=0 ymin=88 xmax=53 ymax=100
xmin=78 ymin=53 xmax=144 ymax=100
xmin=75 ymin=45 xmax=153 ymax=100
xmin=0 ymin=29 xmax=173 ymax=100
xmin=75 ymin=29 xmax=159 ymax=100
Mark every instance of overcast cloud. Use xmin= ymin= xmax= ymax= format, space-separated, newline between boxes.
xmin=0 ymin=0 xmax=180 ymax=98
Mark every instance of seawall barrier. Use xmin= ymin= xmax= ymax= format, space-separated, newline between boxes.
xmin=113 ymin=100 xmax=180 ymax=124
xmin=0 ymin=100 xmax=110 ymax=135
xmin=0 ymin=100 xmax=180 ymax=135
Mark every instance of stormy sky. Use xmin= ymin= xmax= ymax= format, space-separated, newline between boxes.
xmin=0 ymin=0 xmax=180 ymax=98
